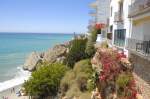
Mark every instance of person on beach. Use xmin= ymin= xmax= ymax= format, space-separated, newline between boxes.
xmin=13 ymin=87 xmax=15 ymax=93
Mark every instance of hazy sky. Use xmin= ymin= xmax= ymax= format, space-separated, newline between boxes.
xmin=0 ymin=0 xmax=92 ymax=33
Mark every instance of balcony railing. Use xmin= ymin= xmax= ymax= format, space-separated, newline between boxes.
xmin=114 ymin=12 xmax=123 ymax=22
xmin=126 ymin=38 xmax=150 ymax=57
xmin=129 ymin=0 xmax=150 ymax=17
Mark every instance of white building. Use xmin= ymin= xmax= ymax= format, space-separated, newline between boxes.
xmin=109 ymin=0 xmax=132 ymax=54
xmin=89 ymin=0 xmax=110 ymax=42
xmin=126 ymin=0 xmax=150 ymax=98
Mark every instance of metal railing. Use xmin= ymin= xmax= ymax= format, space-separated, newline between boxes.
xmin=126 ymin=38 xmax=150 ymax=55
xmin=129 ymin=0 xmax=150 ymax=16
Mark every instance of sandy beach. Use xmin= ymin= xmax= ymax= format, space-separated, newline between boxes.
xmin=0 ymin=84 xmax=28 ymax=99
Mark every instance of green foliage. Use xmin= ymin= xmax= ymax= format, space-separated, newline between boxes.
xmin=23 ymin=63 xmax=68 ymax=98
xmin=91 ymin=29 xmax=98 ymax=42
xmin=73 ymin=59 xmax=93 ymax=76
xmin=60 ymin=70 xmax=76 ymax=93
xmin=85 ymin=36 xmax=96 ymax=57
xmin=85 ymin=29 xmax=98 ymax=57
xmin=60 ymin=59 xmax=93 ymax=98
xmin=116 ymin=73 xmax=132 ymax=88
xmin=65 ymin=38 xmax=87 ymax=68
xmin=87 ymin=71 xmax=98 ymax=91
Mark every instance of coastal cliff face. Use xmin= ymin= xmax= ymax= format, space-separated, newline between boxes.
xmin=23 ymin=52 xmax=42 ymax=71
xmin=43 ymin=44 xmax=68 ymax=63
xmin=23 ymin=43 xmax=69 ymax=71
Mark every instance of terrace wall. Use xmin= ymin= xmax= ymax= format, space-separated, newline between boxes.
xmin=130 ymin=53 xmax=150 ymax=99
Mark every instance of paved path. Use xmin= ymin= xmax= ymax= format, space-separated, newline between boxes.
xmin=133 ymin=73 xmax=150 ymax=99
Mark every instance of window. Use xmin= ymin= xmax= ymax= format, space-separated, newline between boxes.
xmin=114 ymin=29 xmax=126 ymax=47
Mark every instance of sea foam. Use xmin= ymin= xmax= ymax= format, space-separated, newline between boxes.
xmin=0 ymin=66 xmax=31 ymax=92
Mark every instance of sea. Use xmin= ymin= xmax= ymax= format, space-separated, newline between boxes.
xmin=0 ymin=33 xmax=74 ymax=92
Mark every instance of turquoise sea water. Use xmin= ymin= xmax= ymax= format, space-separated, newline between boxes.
xmin=0 ymin=33 xmax=73 ymax=82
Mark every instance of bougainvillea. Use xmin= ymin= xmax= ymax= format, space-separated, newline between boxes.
xmin=96 ymin=48 xmax=137 ymax=99
xmin=95 ymin=23 xmax=105 ymax=30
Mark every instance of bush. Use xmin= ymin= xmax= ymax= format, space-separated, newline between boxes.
xmin=85 ymin=36 xmax=96 ymax=57
xmin=60 ymin=70 xmax=76 ymax=93
xmin=85 ymin=28 xmax=99 ymax=57
xmin=23 ymin=63 xmax=68 ymax=98
xmin=65 ymin=38 xmax=87 ymax=68
xmin=73 ymin=59 xmax=93 ymax=76
xmin=65 ymin=83 xmax=82 ymax=98
xmin=60 ymin=59 xmax=93 ymax=98
xmin=116 ymin=73 xmax=132 ymax=88
xmin=76 ymin=72 xmax=88 ymax=92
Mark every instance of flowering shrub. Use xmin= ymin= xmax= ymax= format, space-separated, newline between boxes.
xmin=95 ymin=24 xmax=105 ymax=30
xmin=94 ymin=48 xmax=137 ymax=99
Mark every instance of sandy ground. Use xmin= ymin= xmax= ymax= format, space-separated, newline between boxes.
xmin=0 ymin=84 xmax=28 ymax=99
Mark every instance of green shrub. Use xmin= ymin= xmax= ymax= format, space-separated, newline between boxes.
xmin=76 ymin=72 xmax=88 ymax=92
xmin=85 ymin=36 xmax=96 ymax=57
xmin=60 ymin=70 xmax=76 ymax=93
xmin=23 ymin=63 xmax=68 ymax=98
xmin=65 ymin=83 xmax=82 ymax=99
xmin=85 ymin=29 xmax=98 ymax=57
xmin=60 ymin=59 xmax=93 ymax=98
xmin=73 ymin=59 xmax=93 ymax=76
xmin=65 ymin=38 xmax=87 ymax=68
xmin=116 ymin=73 xmax=132 ymax=88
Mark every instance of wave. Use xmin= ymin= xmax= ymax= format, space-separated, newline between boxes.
xmin=0 ymin=66 xmax=31 ymax=92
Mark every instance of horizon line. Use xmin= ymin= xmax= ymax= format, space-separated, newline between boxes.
xmin=0 ymin=32 xmax=85 ymax=34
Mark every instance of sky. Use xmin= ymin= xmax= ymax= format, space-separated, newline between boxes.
xmin=0 ymin=0 xmax=92 ymax=33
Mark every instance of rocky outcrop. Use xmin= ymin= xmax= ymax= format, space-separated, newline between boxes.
xmin=23 ymin=43 xmax=70 ymax=71
xmin=43 ymin=44 xmax=68 ymax=63
xmin=23 ymin=52 xmax=42 ymax=71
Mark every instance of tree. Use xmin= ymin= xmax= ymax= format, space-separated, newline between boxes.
xmin=23 ymin=62 xmax=68 ymax=98
xmin=65 ymin=38 xmax=87 ymax=68
xmin=85 ymin=28 xmax=100 ymax=57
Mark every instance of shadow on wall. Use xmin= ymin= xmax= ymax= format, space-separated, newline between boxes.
xmin=130 ymin=53 xmax=150 ymax=85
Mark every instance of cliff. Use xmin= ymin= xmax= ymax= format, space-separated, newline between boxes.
xmin=23 ymin=42 xmax=70 ymax=71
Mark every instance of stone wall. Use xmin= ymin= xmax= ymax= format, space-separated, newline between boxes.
xmin=130 ymin=53 xmax=150 ymax=99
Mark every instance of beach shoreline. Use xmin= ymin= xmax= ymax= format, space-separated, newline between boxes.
xmin=0 ymin=84 xmax=28 ymax=99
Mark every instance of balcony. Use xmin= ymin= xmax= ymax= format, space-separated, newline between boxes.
xmin=89 ymin=1 xmax=98 ymax=9
xmin=126 ymin=38 xmax=150 ymax=60
xmin=114 ymin=12 xmax=123 ymax=22
xmin=89 ymin=11 xmax=97 ymax=17
xmin=129 ymin=0 xmax=150 ymax=17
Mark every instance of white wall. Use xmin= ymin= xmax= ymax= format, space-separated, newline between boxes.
xmin=109 ymin=0 xmax=132 ymax=47
xmin=132 ymin=20 xmax=150 ymax=41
